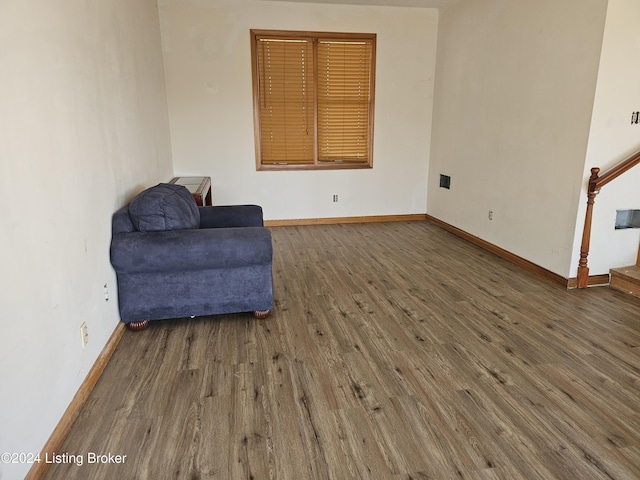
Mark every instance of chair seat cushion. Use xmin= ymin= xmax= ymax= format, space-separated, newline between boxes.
xmin=128 ymin=183 xmax=200 ymax=232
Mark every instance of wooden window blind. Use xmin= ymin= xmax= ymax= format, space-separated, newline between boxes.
xmin=256 ymin=37 xmax=315 ymax=166
xmin=251 ymin=30 xmax=376 ymax=171
xmin=317 ymin=39 xmax=372 ymax=164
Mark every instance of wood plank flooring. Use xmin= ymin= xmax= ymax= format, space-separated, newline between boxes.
xmin=45 ymin=221 xmax=640 ymax=480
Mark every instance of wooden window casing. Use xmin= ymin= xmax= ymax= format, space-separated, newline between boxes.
xmin=251 ymin=30 xmax=376 ymax=171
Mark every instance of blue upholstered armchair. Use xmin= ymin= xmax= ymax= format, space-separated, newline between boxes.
xmin=110 ymin=183 xmax=273 ymax=331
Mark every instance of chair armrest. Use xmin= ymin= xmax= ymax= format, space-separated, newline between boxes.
xmin=199 ymin=205 xmax=264 ymax=229
xmin=110 ymin=227 xmax=272 ymax=274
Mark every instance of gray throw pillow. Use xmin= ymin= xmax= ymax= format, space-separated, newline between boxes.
xmin=128 ymin=183 xmax=200 ymax=232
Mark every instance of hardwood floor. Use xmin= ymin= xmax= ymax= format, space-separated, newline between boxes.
xmin=45 ymin=221 xmax=640 ymax=480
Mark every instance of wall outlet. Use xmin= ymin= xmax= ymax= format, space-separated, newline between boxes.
xmin=488 ymin=210 xmax=493 ymax=221
xmin=80 ymin=322 xmax=88 ymax=349
xmin=333 ymin=194 xmax=339 ymax=203
xmin=103 ymin=284 xmax=109 ymax=301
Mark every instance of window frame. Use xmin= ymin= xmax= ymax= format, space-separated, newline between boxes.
xmin=250 ymin=29 xmax=376 ymax=171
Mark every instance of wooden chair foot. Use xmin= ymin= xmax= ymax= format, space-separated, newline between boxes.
xmin=127 ymin=320 xmax=149 ymax=331
xmin=253 ymin=310 xmax=271 ymax=320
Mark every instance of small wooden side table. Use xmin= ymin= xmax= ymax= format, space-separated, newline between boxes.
xmin=169 ymin=176 xmax=212 ymax=206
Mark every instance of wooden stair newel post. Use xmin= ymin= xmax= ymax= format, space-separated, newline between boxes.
xmin=577 ymin=168 xmax=600 ymax=288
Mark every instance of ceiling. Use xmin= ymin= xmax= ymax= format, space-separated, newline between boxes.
xmin=257 ymin=0 xmax=460 ymax=8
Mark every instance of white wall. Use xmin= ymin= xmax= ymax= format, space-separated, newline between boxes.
xmin=159 ymin=0 xmax=438 ymax=220
xmin=0 ymin=1 xmax=173 ymax=478
xmin=569 ymin=0 xmax=640 ymax=277
xmin=428 ymin=0 xmax=608 ymax=277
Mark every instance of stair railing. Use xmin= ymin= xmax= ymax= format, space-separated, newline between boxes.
xmin=577 ymin=149 xmax=640 ymax=288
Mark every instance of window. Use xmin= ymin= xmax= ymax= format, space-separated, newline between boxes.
xmin=250 ymin=30 xmax=376 ymax=170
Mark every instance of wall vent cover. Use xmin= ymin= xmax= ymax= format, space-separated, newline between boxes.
xmin=615 ymin=209 xmax=640 ymax=229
